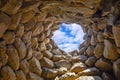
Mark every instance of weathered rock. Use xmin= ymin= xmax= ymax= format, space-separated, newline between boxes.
xmin=98 ymin=19 xmax=107 ymax=30
xmin=78 ymin=47 xmax=86 ymax=55
xmin=22 ymin=31 xmax=32 ymax=44
xmin=43 ymin=38 xmax=50 ymax=44
xmin=104 ymin=26 xmax=114 ymax=39
xmin=33 ymin=51 xmax=43 ymax=60
xmin=27 ymin=72 xmax=44 ymax=80
xmin=8 ymin=13 xmax=22 ymax=30
xmin=6 ymin=45 xmax=19 ymax=70
xmin=14 ymin=38 xmax=27 ymax=59
xmin=46 ymin=69 xmax=58 ymax=79
xmin=38 ymin=33 xmax=45 ymax=42
xmin=113 ymin=59 xmax=120 ymax=80
xmin=3 ymin=32 xmax=15 ymax=44
xmin=57 ymin=72 xmax=77 ymax=80
xmin=70 ymin=62 xmax=87 ymax=73
xmin=40 ymin=57 xmax=54 ymax=68
xmin=86 ymin=46 xmax=94 ymax=56
xmin=52 ymin=49 xmax=62 ymax=55
xmin=90 ymin=33 xmax=98 ymax=46
xmin=94 ymin=43 xmax=104 ymax=58
xmin=45 ymin=29 xmax=52 ymax=37
xmin=58 ymin=67 xmax=68 ymax=76
xmin=29 ymin=57 xmax=42 ymax=75
xmin=44 ymin=21 xmax=53 ymax=31
xmin=97 ymin=31 xmax=104 ymax=42
xmin=95 ymin=58 xmax=112 ymax=72
xmin=84 ymin=37 xmax=91 ymax=47
xmin=85 ymin=56 xmax=97 ymax=67
xmin=103 ymin=40 xmax=119 ymax=60
xmin=26 ymin=46 xmax=33 ymax=60
xmin=33 ymin=12 xmax=47 ymax=22
xmin=0 ymin=12 xmax=11 ymax=37
xmin=24 ymin=19 xmax=35 ymax=31
xmin=76 ymin=76 xmax=102 ymax=80
xmin=0 ymin=66 xmax=16 ymax=80
xmin=20 ymin=1 xmax=41 ymax=13
xmin=1 ymin=0 xmax=22 ymax=15
xmin=78 ymin=67 xmax=100 ymax=76
xmin=20 ymin=59 xmax=30 ymax=74
xmin=31 ymin=38 xmax=38 ymax=49
xmin=102 ymin=72 xmax=115 ymax=80
xmin=113 ymin=25 xmax=120 ymax=47
xmin=55 ymin=60 xmax=72 ymax=69
xmin=0 ymin=41 xmax=8 ymax=66
xmin=52 ymin=55 xmax=65 ymax=61
xmin=16 ymin=24 xmax=24 ymax=37
xmin=15 ymin=70 xmax=26 ymax=80
xmin=21 ymin=10 xmax=35 ymax=23
xmin=71 ymin=55 xmax=86 ymax=63
xmin=32 ymin=22 xmax=43 ymax=36
xmin=42 ymin=50 xmax=53 ymax=59
xmin=38 ymin=42 xmax=46 ymax=51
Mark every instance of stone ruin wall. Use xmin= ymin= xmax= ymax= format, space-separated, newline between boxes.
xmin=0 ymin=0 xmax=120 ymax=80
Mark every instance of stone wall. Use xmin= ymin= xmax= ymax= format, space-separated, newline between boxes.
xmin=0 ymin=0 xmax=120 ymax=80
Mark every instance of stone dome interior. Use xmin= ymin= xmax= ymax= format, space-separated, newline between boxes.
xmin=0 ymin=0 xmax=120 ymax=80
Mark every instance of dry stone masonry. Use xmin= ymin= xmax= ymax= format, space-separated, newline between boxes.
xmin=0 ymin=0 xmax=120 ymax=80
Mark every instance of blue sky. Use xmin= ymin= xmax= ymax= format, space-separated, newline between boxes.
xmin=52 ymin=23 xmax=84 ymax=52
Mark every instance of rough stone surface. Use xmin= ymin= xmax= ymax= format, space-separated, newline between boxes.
xmin=15 ymin=70 xmax=26 ymax=80
xmin=0 ymin=66 xmax=16 ymax=80
xmin=20 ymin=59 xmax=29 ymax=74
xmin=0 ymin=0 xmax=120 ymax=80
xmin=70 ymin=62 xmax=87 ymax=73
xmin=6 ymin=45 xmax=19 ymax=70
xmin=113 ymin=59 xmax=120 ymax=80
xmin=78 ymin=67 xmax=100 ymax=76
xmin=103 ymin=40 xmax=119 ymax=60
xmin=55 ymin=60 xmax=72 ymax=69
xmin=2 ymin=32 xmax=15 ymax=44
xmin=40 ymin=57 xmax=54 ymax=68
xmin=76 ymin=76 xmax=102 ymax=80
xmin=94 ymin=43 xmax=104 ymax=58
xmin=14 ymin=38 xmax=27 ymax=60
xmin=29 ymin=57 xmax=42 ymax=75
xmin=113 ymin=25 xmax=120 ymax=47
xmin=95 ymin=58 xmax=112 ymax=72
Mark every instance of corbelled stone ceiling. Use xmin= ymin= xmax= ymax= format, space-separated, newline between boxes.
xmin=0 ymin=0 xmax=120 ymax=80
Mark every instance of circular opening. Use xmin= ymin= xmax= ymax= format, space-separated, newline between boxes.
xmin=52 ymin=23 xmax=85 ymax=53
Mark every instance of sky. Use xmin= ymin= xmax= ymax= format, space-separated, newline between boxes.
xmin=52 ymin=23 xmax=85 ymax=52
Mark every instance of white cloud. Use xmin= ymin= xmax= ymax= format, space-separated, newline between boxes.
xmin=52 ymin=23 xmax=84 ymax=52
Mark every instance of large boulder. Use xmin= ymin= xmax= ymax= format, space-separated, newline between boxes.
xmin=85 ymin=56 xmax=97 ymax=67
xmin=94 ymin=43 xmax=104 ymax=58
xmin=55 ymin=60 xmax=72 ymax=69
xmin=70 ymin=62 xmax=87 ymax=73
xmin=95 ymin=58 xmax=112 ymax=72
xmin=78 ymin=67 xmax=100 ymax=76
xmin=40 ymin=57 xmax=54 ymax=68
xmin=103 ymin=40 xmax=119 ymax=60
